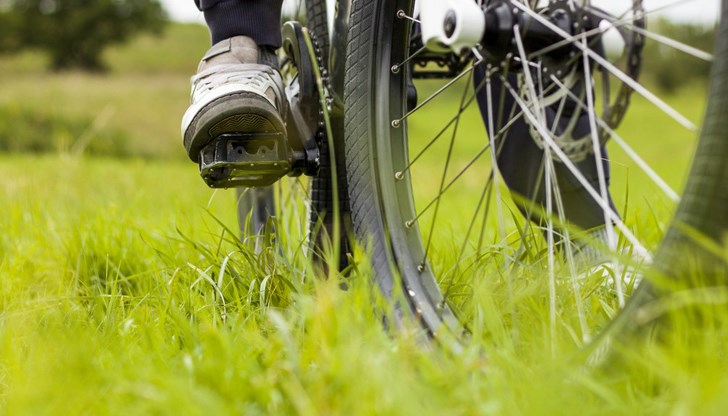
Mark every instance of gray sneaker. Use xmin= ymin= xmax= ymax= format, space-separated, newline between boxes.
xmin=181 ymin=36 xmax=287 ymax=162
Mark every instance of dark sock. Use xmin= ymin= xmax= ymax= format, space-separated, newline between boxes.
xmin=200 ymin=0 xmax=284 ymax=47
xmin=258 ymin=46 xmax=279 ymax=70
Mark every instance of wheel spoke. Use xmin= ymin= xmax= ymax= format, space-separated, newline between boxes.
xmin=440 ymin=171 xmax=496 ymax=307
xmin=580 ymin=37 xmax=624 ymax=306
xmin=548 ymin=75 xmax=680 ymax=202
xmin=408 ymin=142 xmax=492 ymax=229
xmin=407 ymin=106 xmax=527 ymax=231
xmin=531 ymin=0 xmax=707 ymax=60
xmin=391 ymin=45 xmax=428 ymax=74
xmin=589 ymin=8 xmax=714 ymax=62
xmin=392 ymin=61 xmax=482 ymax=128
xmin=398 ymin=71 xmax=491 ymax=177
xmin=485 ymin=72 xmax=508 ymax=247
xmin=396 ymin=9 xmax=420 ymax=24
xmin=546 ymin=155 xmax=592 ymax=343
xmin=544 ymin=127 xmax=558 ymax=355
xmin=516 ymin=30 xmax=560 ymax=352
xmin=420 ymin=69 xmax=476 ymax=269
xmin=502 ymin=77 xmax=650 ymax=257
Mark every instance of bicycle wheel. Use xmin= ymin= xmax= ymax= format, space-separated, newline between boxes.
xmin=236 ymin=0 xmax=350 ymax=268
xmin=344 ymin=0 xmax=727 ymax=340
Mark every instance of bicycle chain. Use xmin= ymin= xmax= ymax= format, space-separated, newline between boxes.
xmin=306 ymin=31 xmax=331 ymax=148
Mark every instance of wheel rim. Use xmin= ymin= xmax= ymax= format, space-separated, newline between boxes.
xmin=366 ymin=0 xmax=714 ymax=341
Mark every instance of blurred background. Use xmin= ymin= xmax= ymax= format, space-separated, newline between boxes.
xmin=0 ymin=0 xmax=719 ymax=161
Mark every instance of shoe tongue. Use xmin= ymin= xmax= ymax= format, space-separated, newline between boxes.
xmin=202 ymin=38 xmax=233 ymax=61
xmin=198 ymin=36 xmax=259 ymax=71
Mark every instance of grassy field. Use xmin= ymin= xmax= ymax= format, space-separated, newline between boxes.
xmin=1 ymin=23 xmax=727 ymax=415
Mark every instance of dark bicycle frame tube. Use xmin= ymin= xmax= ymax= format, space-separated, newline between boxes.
xmin=328 ymin=0 xmax=351 ymax=116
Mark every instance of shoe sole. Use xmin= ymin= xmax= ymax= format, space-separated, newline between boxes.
xmin=184 ymin=92 xmax=286 ymax=163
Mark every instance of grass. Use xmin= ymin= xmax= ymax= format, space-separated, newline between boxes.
xmin=2 ymin=156 xmax=728 ymax=415
xmin=1 ymin=22 xmax=727 ymax=415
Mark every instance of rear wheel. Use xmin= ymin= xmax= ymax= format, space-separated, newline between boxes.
xmin=237 ymin=0 xmax=350 ymax=268
xmin=344 ymin=0 xmax=728 ymax=340
xmin=236 ymin=186 xmax=275 ymax=251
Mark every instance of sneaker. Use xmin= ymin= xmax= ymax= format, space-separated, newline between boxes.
xmin=181 ymin=36 xmax=287 ymax=163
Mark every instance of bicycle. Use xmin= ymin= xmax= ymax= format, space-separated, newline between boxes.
xmin=207 ymin=0 xmax=728 ymax=347
xmin=229 ymin=0 xmax=351 ymax=268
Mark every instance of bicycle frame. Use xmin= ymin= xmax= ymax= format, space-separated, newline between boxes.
xmin=281 ymin=0 xmax=351 ymax=113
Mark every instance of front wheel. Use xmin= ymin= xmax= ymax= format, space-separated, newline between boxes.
xmin=344 ymin=0 xmax=728 ymax=341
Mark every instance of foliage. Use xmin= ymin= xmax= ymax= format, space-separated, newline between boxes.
xmin=641 ymin=19 xmax=716 ymax=93
xmin=0 ymin=0 xmax=167 ymax=71
xmin=0 ymin=104 xmax=132 ymax=156
xmin=0 ymin=23 xmax=209 ymax=160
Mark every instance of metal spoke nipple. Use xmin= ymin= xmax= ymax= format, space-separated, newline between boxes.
xmin=395 ymin=171 xmax=404 ymax=181
xmin=391 ymin=119 xmax=401 ymax=128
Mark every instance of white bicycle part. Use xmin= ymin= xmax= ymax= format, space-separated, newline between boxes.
xmin=419 ymin=0 xmax=485 ymax=53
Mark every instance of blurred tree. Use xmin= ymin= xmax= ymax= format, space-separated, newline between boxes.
xmin=641 ymin=19 xmax=716 ymax=93
xmin=0 ymin=0 xmax=167 ymax=71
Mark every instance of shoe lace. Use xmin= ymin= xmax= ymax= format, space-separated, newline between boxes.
xmin=191 ymin=64 xmax=285 ymax=110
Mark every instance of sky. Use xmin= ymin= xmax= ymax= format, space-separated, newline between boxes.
xmin=161 ymin=0 xmax=721 ymax=24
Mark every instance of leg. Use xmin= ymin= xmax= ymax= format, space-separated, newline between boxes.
xmin=196 ymin=0 xmax=284 ymax=47
xmin=473 ymin=65 xmax=618 ymax=232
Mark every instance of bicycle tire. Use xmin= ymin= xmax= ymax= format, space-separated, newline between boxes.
xmin=343 ymin=0 xmax=728 ymax=339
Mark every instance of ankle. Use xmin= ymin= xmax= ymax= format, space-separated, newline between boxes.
xmin=258 ymin=46 xmax=279 ymax=70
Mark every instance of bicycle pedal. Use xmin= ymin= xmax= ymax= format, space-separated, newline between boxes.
xmin=199 ymin=133 xmax=293 ymax=188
